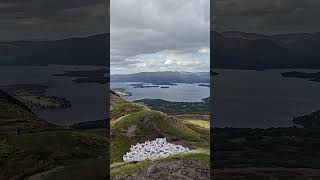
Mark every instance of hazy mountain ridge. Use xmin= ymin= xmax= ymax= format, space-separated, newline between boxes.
xmin=220 ymin=31 xmax=313 ymax=44
xmin=282 ymin=71 xmax=320 ymax=82
xmin=1 ymin=31 xmax=319 ymax=69
xmin=111 ymin=71 xmax=210 ymax=84
xmin=0 ymin=34 xmax=109 ymax=66
xmin=212 ymin=31 xmax=320 ymax=69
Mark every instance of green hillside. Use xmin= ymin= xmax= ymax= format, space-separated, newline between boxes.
xmin=110 ymin=90 xmax=148 ymax=121
xmin=110 ymin=91 xmax=210 ymax=179
xmin=0 ymin=89 xmax=108 ymax=179
xmin=111 ymin=110 xmax=209 ymax=163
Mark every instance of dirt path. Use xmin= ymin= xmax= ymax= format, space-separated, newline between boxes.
xmin=111 ymin=114 xmax=130 ymax=126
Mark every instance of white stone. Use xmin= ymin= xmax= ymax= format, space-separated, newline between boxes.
xmin=123 ymin=138 xmax=190 ymax=162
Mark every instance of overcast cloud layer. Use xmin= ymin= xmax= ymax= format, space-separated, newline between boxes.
xmin=0 ymin=0 xmax=108 ymax=41
xmin=212 ymin=0 xmax=320 ymax=34
xmin=111 ymin=0 xmax=210 ymax=74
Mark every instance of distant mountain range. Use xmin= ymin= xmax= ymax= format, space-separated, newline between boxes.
xmin=111 ymin=71 xmax=210 ymax=84
xmin=0 ymin=34 xmax=108 ymax=66
xmin=212 ymin=31 xmax=320 ymax=69
xmin=1 ymin=31 xmax=320 ymax=69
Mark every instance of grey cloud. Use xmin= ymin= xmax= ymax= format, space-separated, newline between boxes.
xmin=212 ymin=0 xmax=320 ymax=34
xmin=0 ymin=0 xmax=109 ymax=41
xmin=111 ymin=0 xmax=210 ymax=72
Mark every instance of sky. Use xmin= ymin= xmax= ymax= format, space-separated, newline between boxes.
xmin=0 ymin=0 xmax=109 ymax=41
xmin=212 ymin=0 xmax=320 ymax=34
xmin=2 ymin=0 xmax=319 ymax=71
xmin=1 ymin=0 xmax=320 ymax=39
xmin=110 ymin=0 xmax=210 ymax=74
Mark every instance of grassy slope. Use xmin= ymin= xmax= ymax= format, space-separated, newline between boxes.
xmin=111 ymin=102 xmax=148 ymax=121
xmin=111 ymin=110 xmax=209 ymax=163
xmin=214 ymin=167 xmax=320 ymax=180
xmin=42 ymin=158 xmax=107 ymax=180
xmin=110 ymin=90 xmax=149 ymax=121
xmin=213 ymin=127 xmax=320 ymax=179
xmin=1 ymin=130 xmax=108 ymax=179
xmin=134 ymin=98 xmax=209 ymax=115
xmin=0 ymin=89 xmax=108 ymax=179
xmin=110 ymin=91 xmax=210 ymax=177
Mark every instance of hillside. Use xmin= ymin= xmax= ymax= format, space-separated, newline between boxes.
xmin=0 ymin=89 xmax=60 ymax=138
xmin=134 ymin=98 xmax=209 ymax=115
xmin=110 ymin=91 xmax=210 ymax=179
xmin=0 ymin=89 xmax=108 ymax=179
xmin=213 ymin=126 xmax=320 ymax=179
xmin=110 ymin=90 xmax=149 ymax=121
xmin=213 ymin=106 xmax=320 ymax=179
xmin=293 ymin=110 xmax=320 ymax=128
xmin=0 ymin=84 xmax=71 ymax=110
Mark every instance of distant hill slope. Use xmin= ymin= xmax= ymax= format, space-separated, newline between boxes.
xmin=0 ymin=89 xmax=107 ymax=179
xmin=111 ymin=71 xmax=210 ymax=84
xmin=293 ymin=110 xmax=320 ymax=128
xmin=110 ymin=90 xmax=149 ymax=121
xmin=134 ymin=98 xmax=209 ymax=115
xmin=212 ymin=31 xmax=320 ymax=69
xmin=0 ymin=89 xmax=59 ymax=138
xmin=0 ymin=34 xmax=108 ymax=66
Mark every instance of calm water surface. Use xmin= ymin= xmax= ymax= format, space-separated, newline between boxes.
xmin=0 ymin=65 xmax=107 ymax=125
xmin=1 ymin=66 xmax=319 ymax=128
xmin=111 ymin=82 xmax=210 ymax=102
xmin=212 ymin=69 xmax=320 ymax=128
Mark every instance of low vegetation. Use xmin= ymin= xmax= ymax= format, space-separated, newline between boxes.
xmin=134 ymin=98 xmax=209 ymax=115
xmin=110 ymin=151 xmax=209 ymax=178
xmin=214 ymin=127 xmax=320 ymax=168
xmin=0 ymin=84 xmax=71 ymax=110
xmin=1 ymin=130 xmax=108 ymax=179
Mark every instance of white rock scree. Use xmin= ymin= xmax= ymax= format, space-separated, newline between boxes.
xmin=123 ymin=138 xmax=190 ymax=162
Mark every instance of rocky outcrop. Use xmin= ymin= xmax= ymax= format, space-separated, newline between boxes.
xmin=112 ymin=158 xmax=209 ymax=180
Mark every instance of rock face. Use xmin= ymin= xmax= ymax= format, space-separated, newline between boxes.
xmin=112 ymin=158 xmax=210 ymax=180
xmin=123 ymin=138 xmax=190 ymax=162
